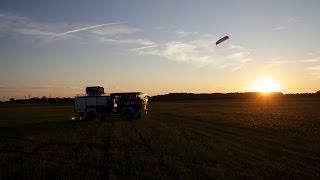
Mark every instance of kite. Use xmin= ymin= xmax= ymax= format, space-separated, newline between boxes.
xmin=216 ymin=36 xmax=229 ymax=45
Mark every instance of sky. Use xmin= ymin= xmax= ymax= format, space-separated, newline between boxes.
xmin=0 ymin=0 xmax=320 ymax=99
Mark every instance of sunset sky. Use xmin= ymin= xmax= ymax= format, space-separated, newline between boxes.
xmin=1 ymin=0 xmax=320 ymax=100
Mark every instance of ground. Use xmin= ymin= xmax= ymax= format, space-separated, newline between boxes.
xmin=0 ymin=98 xmax=320 ymax=179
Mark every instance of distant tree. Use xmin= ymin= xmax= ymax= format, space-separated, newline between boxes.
xmin=41 ymin=96 xmax=47 ymax=100
xmin=316 ymin=90 xmax=320 ymax=94
xmin=9 ymin=98 xmax=15 ymax=103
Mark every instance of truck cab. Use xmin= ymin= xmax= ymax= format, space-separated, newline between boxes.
xmin=111 ymin=92 xmax=148 ymax=119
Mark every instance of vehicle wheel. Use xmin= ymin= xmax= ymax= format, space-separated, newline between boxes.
xmin=77 ymin=113 xmax=85 ymax=121
xmin=136 ymin=112 xmax=141 ymax=119
xmin=122 ymin=110 xmax=134 ymax=120
xmin=85 ymin=109 xmax=98 ymax=120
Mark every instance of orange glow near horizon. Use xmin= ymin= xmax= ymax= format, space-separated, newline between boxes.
xmin=249 ymin=76 xmax=283 ymax=93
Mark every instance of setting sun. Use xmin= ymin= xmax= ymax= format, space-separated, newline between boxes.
xmin=250 ymin=76 xmax=283 ymax=93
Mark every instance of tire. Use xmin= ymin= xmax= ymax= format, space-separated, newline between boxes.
xmin=136 ymin=112 xmax=141 ymax=119
xmin=121 ymin=109 xmax=134 ymax=120
xmin=85 ymin=109 xmax=98 ymax=120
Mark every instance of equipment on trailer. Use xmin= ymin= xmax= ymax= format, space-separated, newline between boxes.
xmin=86 ymin=86 xmax=104 ymax=96
xmin=74 ymin=87 xmax=148 ymax=121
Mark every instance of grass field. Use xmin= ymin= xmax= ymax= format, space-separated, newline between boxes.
xmin=0 ymin=98 xmax=320 ymax=179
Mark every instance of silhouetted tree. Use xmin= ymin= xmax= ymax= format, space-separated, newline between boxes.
xmin=9 ymin=98 xmax=15 ymax=103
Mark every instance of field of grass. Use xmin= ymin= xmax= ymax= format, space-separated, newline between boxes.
xmin=0 ymin=98 xmax=320 ymax=179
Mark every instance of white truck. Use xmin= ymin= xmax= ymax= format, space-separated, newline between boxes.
xmin=74 ymin=86 xmax=147 ymax=120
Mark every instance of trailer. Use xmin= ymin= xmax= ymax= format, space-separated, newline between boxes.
xmin=74 ymin=86 xmax=148 ymax=120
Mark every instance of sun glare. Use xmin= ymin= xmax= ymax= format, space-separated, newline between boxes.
xmin=250 ymin=76 xmax=282 ymax=93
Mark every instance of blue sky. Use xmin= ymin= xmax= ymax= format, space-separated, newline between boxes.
xmin=1 ymin=0 xmax=320 ymax=99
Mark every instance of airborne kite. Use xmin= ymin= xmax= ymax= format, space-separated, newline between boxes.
xmin=216 ymin=36 xmax=229 ymax=45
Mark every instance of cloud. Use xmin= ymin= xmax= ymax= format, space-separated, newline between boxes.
xmin=287 ymin=17 xmax=301 ymax=24
xmin=270 ymin=60 xmax=289 ymax=65
xmin=299 ymin=58 xmax=320 ymax=63
xmin=133 ymin=38 xmax=252 ymax=69
xmin=89 ymin=24 xmax=151 ymax=46
xmin=0 ymin=84 xmax=11 ymax=89
xmin=306 ymin=66 xmax=320 ymax=71
xmin=0 ymin=13 xmax=59 ymax=38
xmin=135 ymin=41 xmax=213 ymax=66
xmin=55 ymin=22 xmax=123 ymax=37
xmin=27 ymin=85 xmax=81 ymax=90
xmin=28 ymin=85 xmax=54 ymax=89
xmin=0 ymin=12 xmax=29 ymax=24
xmin=15 ymin=28 xmax=57 ymax=36
xmin=271 ymin=17 xmax=302 ymax=32
xmin=129 ymin=45 xmax=157 ymax=52
xmin=306 ymin=65 xmax=320 ymax=79
xmin=264 ymin=57 xmax=290 ymax=67
xmin=91 ymin=25 xmax=143 ymax=36
xmin=226 ymin=52 xmax=251 ymax=62
xmin=228 ymin=44 xmax=248 ymax=51
xmin=0 ymin=12 xmax=252 ymax=69
xmin=219 ymin=51 xmax=252 ymax=70
xmin=0 ymin=12 xmax=151 ymax=47
xmin=311 ymin=72 xmax=320 ymax=79
xmin=272 ymin=26 xmax=286 ymax=31
xmin=99 ymin=38 xmax=154 ymax=46
xmin=175 ymin=30 xmax=199 ymax=38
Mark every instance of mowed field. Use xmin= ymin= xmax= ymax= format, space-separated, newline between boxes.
xmin=0 ymin=98 xmax=320 ymax=179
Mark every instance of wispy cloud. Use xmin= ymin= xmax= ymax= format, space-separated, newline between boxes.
xmin=0 ymin=12 xmax=252 ymax=69
xmin=272 ymin=26 xmax=286 ymax=31
xmin=305 ymin=64 xmax=320 ymax=79
xmin=298 ymin=58 xmax=320 ymax=63
xmin=156 ymin=41 xmax=210 ymax=65
xmin=129 ymin=45 xmax=157 ymax=52
xmin=27 ymin=85 xmax=81 ymax=90
xmin=0 ymin=12 xmax=60 ymax=38
xmin=91 ymin=25 xmax=142 ymax=36
xmin=15 ymin=28 xmax=57 ymax=36
xmin=311 ymin=72 xmax=320 ymax=79
xmin=55 ymin=22 xmax=123 ymax=37
xmin=226 ymin=52 xmax=251 ymax=63
xmin=264 ymin=57 xmax=290 ymax=67
xmin=175 ymin=30 xmax=199 ymax=38
xmin=99 ymin=38 xmax=154 ymax=46
xmin=134 ymin=41 xmax=214 ymax=66
xmin=270 ymin=60 xmax=289 ymax=65
xmin=306 ymin=66 xmax=320 ymax=71
xmin=89 ymin=24 xmax=151 ymax=46
xmin=220 ymin=50 xmax=252 ymax=70
xmin=0 ymin=12 xmax=141 ymax=42
xmin=133 ymin=38 xmax=252 ymax=69
xmin=0 ymin=84 xmax=11 ymax=89
xmin=271 ymin=17 xmax=302 ymax=32
xmin=228 ymin=44 xmax=248 ymax=51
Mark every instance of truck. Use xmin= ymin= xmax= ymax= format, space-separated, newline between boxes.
xmin=74 ymin=86 xmax=148 ymax=120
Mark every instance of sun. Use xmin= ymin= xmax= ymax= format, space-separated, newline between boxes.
xmin=250 ymin=76 xmax=282 ymax=93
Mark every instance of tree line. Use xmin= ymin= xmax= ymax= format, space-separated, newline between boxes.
xmin=1 ymin=91 xmax=319 ymax=103
xmin=150 ymin=92 xmax=320 ymax=102
xmin=4 ymin=96 xmax=74 ymax=104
